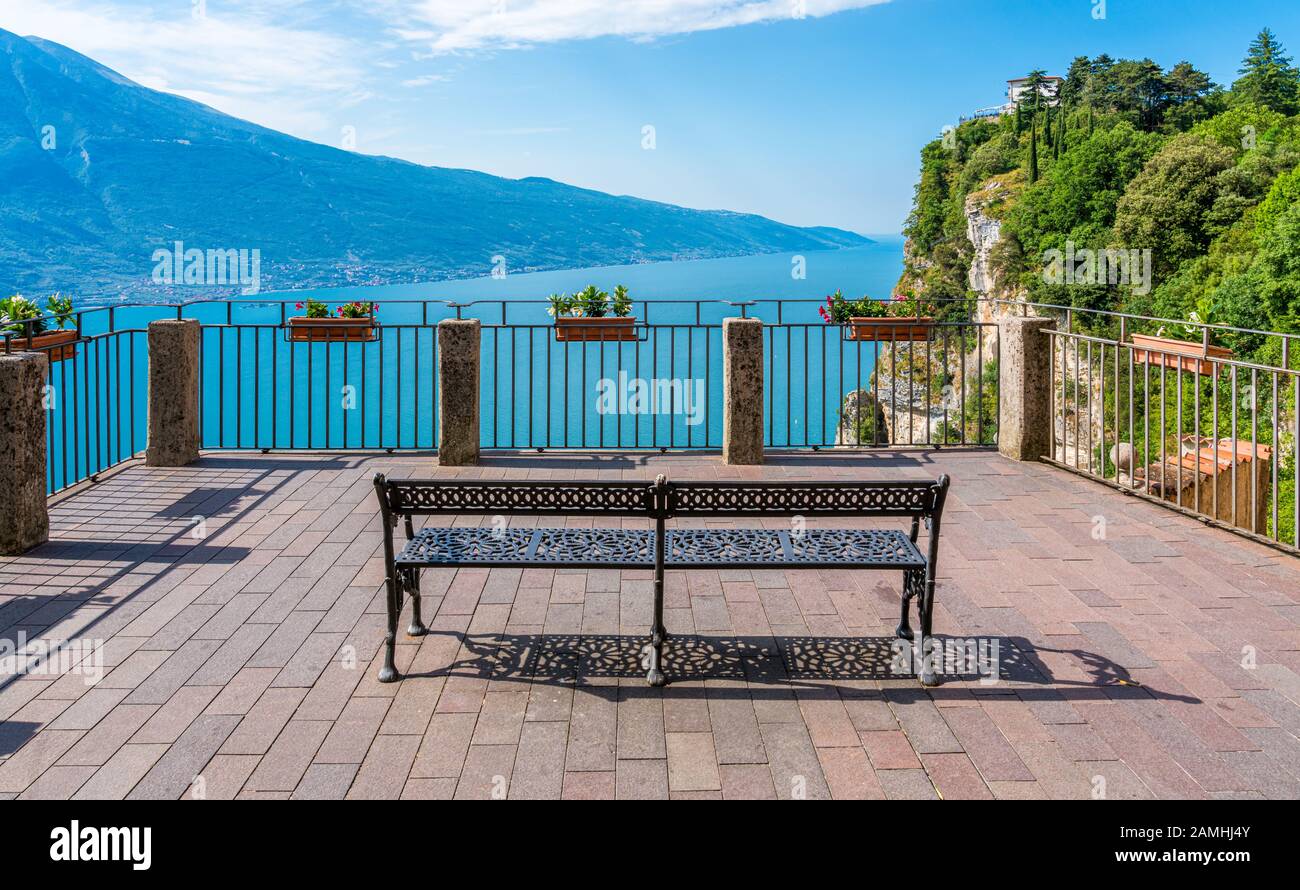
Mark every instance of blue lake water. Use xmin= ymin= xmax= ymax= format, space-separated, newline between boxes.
xmin=47 ymin=240 xmax=906 ymax=490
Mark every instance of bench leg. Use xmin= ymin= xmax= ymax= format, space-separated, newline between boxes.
xmin=918 ymin=574 xmax=940 ymax=687
xmin=405 ymin=569 xmax=427 ymax=637
xmin=896 ymin=569 xmax=920 ymax=641
xmin=646 ymin=563 xmax=667 ymax=687
xmin=378 ymin=572 xmax=401 ymax=683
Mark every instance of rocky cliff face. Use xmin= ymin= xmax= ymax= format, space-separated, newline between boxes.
xmin=966 ymin=184 xmax=1004 ymax=298
xmin=960 ymin=178 xmax=1102 ymax=466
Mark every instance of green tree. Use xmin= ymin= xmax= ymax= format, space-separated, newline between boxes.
xmin=1232 ymin=27 xmax=1300 ymax=114
xmin=1028 ymin=118 xmax=1039 ymax=183
xmin=1112 ymin=134 xmax=1238 ymax=279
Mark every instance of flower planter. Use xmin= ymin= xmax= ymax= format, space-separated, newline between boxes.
xmin=554 ymin=316 xmax=638 ymax=342
xmin=287 ymin=316 xmax=377 ymax=342
xmin=847 ymin=316 xmax=934 ymax=342
xmin=6 ymin=329 xmax=80 ymax=362
xmin=1130 ymin=333 xmax=1232 ymax=376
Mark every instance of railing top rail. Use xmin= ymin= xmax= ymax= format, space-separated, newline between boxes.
xmin=1048 ymin=326 xmax=1300 ymax=377
xmin=4 ymin=294 xmax=1295 ymax=350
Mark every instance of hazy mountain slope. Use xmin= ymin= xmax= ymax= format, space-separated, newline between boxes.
xmin=0 ymin=29 xmax=868 ymax=299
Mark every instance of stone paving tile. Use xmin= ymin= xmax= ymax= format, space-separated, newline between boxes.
xmin=79 ymin=742 xmax=169 ymax=799
xmin=347 ymin=734 xmax=420 ymax=799
xmin=245 ymin=720 xmax=331 ymax=792
xmin=2 ymin=450 xmax=1297 ymax=800
xmin=454 ymin=744 xmax=516 ymax=800
xmin=18 ymin=765 xmax=96 ymax=800
xmin=616 ymin=758 xmax=670 ymax=799
xmin=220 ymin=687 xmax=308 ymax=756
xmin=510 ymin=720 xmax=567 ymax=800
xmin=665 ymin=732 xmax=721 ymax=792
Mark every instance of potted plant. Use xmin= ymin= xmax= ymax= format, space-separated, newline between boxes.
xmin=820 ymin=290 xmax=935 ymax=341
xmin=288 ymin=298 xmax=378 ymax=342
xmin=551 ymin=284 xmax=637 ymax=341
xmin=0 ymin=294 xmax=80 ymax=362
xmin=1130 ymin=308 xmax=1233 ymax=376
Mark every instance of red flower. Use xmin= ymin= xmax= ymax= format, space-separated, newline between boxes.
xmin=295 ymin=302 xmax=304 ymax=309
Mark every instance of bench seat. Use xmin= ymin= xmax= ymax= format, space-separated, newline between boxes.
xmin=395 ymin=527 xmax=926 ymax=570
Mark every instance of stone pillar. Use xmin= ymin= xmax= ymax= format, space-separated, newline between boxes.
xmin=438 ymin=319 xmax=480 ymax=465
xmin=146 ymin=319 xmax=200 ymax=466
xmin=0 ymin=352 xmax=50 ymax=554
xmin=722 ymin=317 xmax=764 ymax=465
xmin=998 ymin=316 xmax=1055 ymax=461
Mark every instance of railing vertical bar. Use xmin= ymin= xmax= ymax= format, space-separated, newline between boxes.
xmin=415 ymin=329 xmax=422 ymax=448
xmin=547 ymin=326 xmax=554 ymax=448
xmin=512 ymin=327 xmax=519 ymax=448
xmin=795 ymin=324 xmax=806 ymax=446
xmin=1230 ymin=366 xmax=1238 ymax=529
xmin=130 ymin=333 xmax=137 ymax=456
xmin=1272 ymin=367 xmax=1279 ymax=540
xmin=1072 ymin=337 xmax=1080 ymax=470
xmin=1175 ymin=360 xmax=1183 ymax=503
xmin=214 ymin=328 xmax=224 ymax=448
xmin=236 ymin=326 xmax=243 ymax=448
xmin=1212 ymin=362 xmax=1219 ymax=515
xmin=1251 ymin=368 xmax=1259 ymax=534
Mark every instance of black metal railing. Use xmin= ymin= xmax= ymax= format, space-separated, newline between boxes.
xmin=10 ymin=297 xmax=1005 ymax=489
xmin=2 ymin=329 xmax=147 ymax=494
xmin=1040 ymin=305 xmax=1300 ymax=553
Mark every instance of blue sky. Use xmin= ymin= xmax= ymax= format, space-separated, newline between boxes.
xmin=3 ymin=0 xmax=1299 ymax=234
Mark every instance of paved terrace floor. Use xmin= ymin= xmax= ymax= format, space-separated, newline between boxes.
xmin=1 ymin=450 xmax=1298 ymax=800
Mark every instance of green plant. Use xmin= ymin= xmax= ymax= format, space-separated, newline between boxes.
xmin=0 ymin=294 xmax=46 ymax=337
xmin=336 ymin=300 xmax=375 ymax=319
xmin=819 ymin=290 xmax=886 ymax=323
xmin=45 ymin=293 xmax=74 ymax=330
xmin=573 ymin=285 xmax=610 ymax=318
xmin=610 ymin=284 xmax=633 ymax=317
xmin=885 ymin=292 xmax=937 ymax=318
xmin=546 ymin=293 xmax=577 ymax=318
xmin=295 ymin=298 xmax=331 ymax=318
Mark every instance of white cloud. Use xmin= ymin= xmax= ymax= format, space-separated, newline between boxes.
xmin=401 ymin=73 xmax=450 ymax=86
xmin=0 ymin=1 xmax=369 ymax=140
xmin=400 ymin=0 xmax=893 ymax=53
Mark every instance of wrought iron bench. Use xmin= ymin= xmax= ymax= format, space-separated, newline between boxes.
xmin=371 ymin=473 xmax=950 ymax=686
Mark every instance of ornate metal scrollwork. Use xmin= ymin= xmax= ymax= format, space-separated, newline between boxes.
xmin=667 ymin=482 xmax=939 ymax=516
xmin=387 ymin=481 xmax=655 ymax=514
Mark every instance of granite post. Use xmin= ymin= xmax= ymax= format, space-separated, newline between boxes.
xmin=722 ymin=317 xmax=764 ymax=465
xmin=438 ymin=319 xmax=480 ymax=465
xmin=998 ymin=316 xmax=1055 ymax=461
xmin=0 ymin=352 xmax=49 ymax=554
xmin=146 ymin=319 xmax=201 ymax=466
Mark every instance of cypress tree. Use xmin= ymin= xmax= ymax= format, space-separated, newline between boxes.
xmin=1029 ymin=119 xmax=1039 ymax=183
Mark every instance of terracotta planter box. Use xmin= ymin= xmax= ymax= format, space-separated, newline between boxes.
xmin=1130 ymin=333 xmax=1232 ymax=376
xmin=6 ymin=328 xmax=80 ymax=362
xmin=287 ymin=316 xmax=377 ymax=342
xmin=847 ymin=316 xmax=934 ymax=342
xmin=554 ymin=316 xmax=638 ymax=342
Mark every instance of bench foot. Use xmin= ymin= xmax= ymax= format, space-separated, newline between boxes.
xmin=895 ymin=621 xmax=913 ymax=641
xmin=379 ymin=631 xmax=400 ymax=683
xmin=407 ymin=621 xmax=427 ymax=637
xmin=646 ymin=668 xmax=666 ymax=687
xmin=919 ymin=668 xmax=940 ymax=687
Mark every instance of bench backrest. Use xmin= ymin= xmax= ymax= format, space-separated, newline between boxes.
xmin=374 ymin=474 xmax=949 ymax=523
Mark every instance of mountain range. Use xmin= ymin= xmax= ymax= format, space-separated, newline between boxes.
xmin=0 ymin=29 xmax=868 ymax=301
